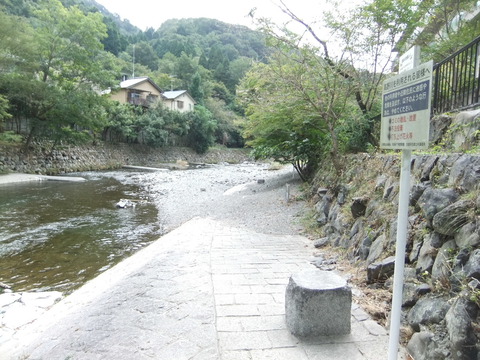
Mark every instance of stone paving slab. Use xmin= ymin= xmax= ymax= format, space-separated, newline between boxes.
xmin=0 ymin=218 xmax=406 ymax=360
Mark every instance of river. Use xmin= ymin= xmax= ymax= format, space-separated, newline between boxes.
xmin=0 ymin=170 xmax=161 ymax=294
xmin=0 ymin=163 xmax=302 ymax=295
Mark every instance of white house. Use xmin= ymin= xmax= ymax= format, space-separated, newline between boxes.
xmin=162 ymin=90 xmax=196 ymax=113
xmin=109 ymin=77 xmax=163 ymax=107
xmin=109 ymin=77 xmax=195 ymax=113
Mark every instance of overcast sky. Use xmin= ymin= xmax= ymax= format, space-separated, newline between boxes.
xmin=94 ymin=0 xmax=294 ymax=30
xmin=92 ymin=0 xmax=340 ymax=31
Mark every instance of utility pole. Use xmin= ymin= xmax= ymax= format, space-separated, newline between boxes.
xmin=132 ymin=45 xmax=135 ymax=78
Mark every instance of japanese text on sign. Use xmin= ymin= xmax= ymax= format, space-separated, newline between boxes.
xmin=380 ymin=60 xmax=433 ymax=150
xmin=383 ymin=80 xmax=430 ymax=116
xmin=383 ymin=66 xmax=431 ymax=91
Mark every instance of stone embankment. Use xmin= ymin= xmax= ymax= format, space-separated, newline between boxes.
xmin=0 ymin=143 xmax=251 ymax=175
xmin=309 ymin=110 xmax=480 ymax=360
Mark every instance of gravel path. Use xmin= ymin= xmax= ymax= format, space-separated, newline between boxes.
xmin=141 ymin=162 xmax=307 ymax=235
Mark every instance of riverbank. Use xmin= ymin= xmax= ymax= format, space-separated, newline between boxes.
xmin=0 ymin=143 xmax=252 ymax=175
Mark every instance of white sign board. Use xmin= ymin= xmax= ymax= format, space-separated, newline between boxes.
xmin=380 ymin=60 xmax=434 ymax=150
xmin=399 ymin=45 xmax=420 ymax=74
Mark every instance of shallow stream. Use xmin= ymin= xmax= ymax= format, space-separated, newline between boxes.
xmin=0 ymin=170 xmax=161 ymax=294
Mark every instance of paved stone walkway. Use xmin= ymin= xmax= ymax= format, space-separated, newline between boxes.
xmin=0 ymin=218 xmax=405 ymax=360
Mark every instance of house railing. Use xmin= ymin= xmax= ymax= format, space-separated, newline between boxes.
xmin=432 ymin=35 xmax=480 ymax=114
xmin=128 ymin=97 xmax=149 ymax=107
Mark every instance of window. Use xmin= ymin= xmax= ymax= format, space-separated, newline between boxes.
xmin=177 ymin=100 xmax=184 ymax=109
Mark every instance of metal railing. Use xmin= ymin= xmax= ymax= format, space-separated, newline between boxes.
xmin=432 ymin=35 xmax=480 ymax=114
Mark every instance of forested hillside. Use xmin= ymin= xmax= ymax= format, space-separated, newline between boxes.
xmin=0 ymin=0 xmax=269 ymax=152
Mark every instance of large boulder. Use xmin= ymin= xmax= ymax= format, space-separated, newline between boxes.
xmin=366 ymin=256 xmax=395 ymax=284
xmin=429 ymin=115 xmax=452 ymax=145
xmin=417 ymin=188 xmax=459 ymax=224
xmin=432 ymin=200 xmax=474 ymax=236
xmin=314 ymin=194 xmax=332 ymax=227
xmin=454 ymin=220 xmax=480 ymax=249
xmin=417 ymin=155 xmax=440 ymax=182
xmin=416 ymin=233 xmax=437 ymax=274
xmin=431 ymin=240 xmax=458 ymax=284
xmin=448 ymin=154 xmax=480 ymax=192
xmin=407 ymin=296 xmax=451 ymax=331
xmin=407 ymin=330 xmax=450 ymax=360
xmin=366 ymin=233 xmax=387 ymax=265
xmin=410 ymin=182 xmax=428 ymax=207
xmin=465 ymin=249 xmax=480 ymax=281
xmin=451 ymin=110 xmax=480 ymax=151
xmin=445 ymin=297 xmax=478 ymax=360
xmin=351 ymin=197 xmax=369 ymax=218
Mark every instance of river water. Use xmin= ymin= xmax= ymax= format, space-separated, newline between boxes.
xmin=0 ymin=170 xmax=161 ymax=294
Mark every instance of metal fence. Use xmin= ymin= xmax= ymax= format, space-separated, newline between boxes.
xmin=433 ymin=35 xmax=480 ymax=114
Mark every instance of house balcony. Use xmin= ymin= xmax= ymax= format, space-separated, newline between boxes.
xmin=128 ymin=97 xmax=149 ymax=107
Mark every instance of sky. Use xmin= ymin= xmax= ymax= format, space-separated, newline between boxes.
xmin=94 ymin=0 xmax=326 ymax=31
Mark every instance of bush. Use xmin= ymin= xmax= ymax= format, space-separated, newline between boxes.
xmin=0 ymin=131 xmax=23 ymax=143
xmin=185 ymin=106 xmax=217 ymax=154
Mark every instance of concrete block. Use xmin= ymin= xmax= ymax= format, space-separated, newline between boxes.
xmin=285 ymin=269 xmax=351 ymax=337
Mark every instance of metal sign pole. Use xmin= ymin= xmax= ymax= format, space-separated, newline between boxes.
xmin=387 ymin=149 xmax=411 ymax=360
xmin=380 ymin=44 xmax=433 ymax=357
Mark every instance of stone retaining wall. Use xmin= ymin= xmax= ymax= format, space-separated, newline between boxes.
xmin=0 ymin=143 xmax=252 ymax=175
xmin=309 ymin=109 xmax=480 ymax=360
xmin=310 ymin=152 xmax=480 ymax=360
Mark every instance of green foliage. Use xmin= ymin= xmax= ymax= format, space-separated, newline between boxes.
xmin=0 ymin=10 xmax=36 ymax=75
xmin=0 ymin=131 xmax=22 ymax=143
xmin=0 ymin=0 xmax=119 ymax=146
xmin=101 ymin=101 xmax=191 ymax=147
xmin=190 ymin=72 xmax=205 ymax=105
xmin=129 ymin=41 xmax=158 ymax=71
xmin=32 ymin=0 xmax=110 ymax=86
xmin=101 ymin=16 xmax=128 ymax=55
xmin=241 ymin=0 xmax=456 ymax=178
xmin=136 ymin=104 xmax=189 ymax=147
xmin=0 ymin=1 xmax=268 ymax=149
xmin=102 ymin=101 xmax=137 ymax=143
xmin=205 ymin=98 xmax=244 ymax=148
xmin=409 ymin=0 xmax=479 ymax=62
xmin=184 ymin=105 xmax=217 ymax=154
xmin=239 ymin=45 xmax=360 ymax=178
xmin=0 ymin=95 xmax=11 ymax=123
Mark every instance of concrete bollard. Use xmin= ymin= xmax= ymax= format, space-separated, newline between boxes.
xmin=285 ymin=269 xmax=352 ymax=337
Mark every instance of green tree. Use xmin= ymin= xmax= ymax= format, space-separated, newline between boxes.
xmin=136 ymin=103 xmax=189 ymax=146
xmin=101 ymin=101 xmax=137 ymax=143
xmin=102 ymin=16 xmax=128 ymax=56
xmin=239 ymin=56 xmax=336 ymax=180
xmin=130 ymin=41 xmax=159 ymax=71
xmin=190 ymin=72 xmax=205 ymax=105
xmin=241 ymin=0 xmax=425 ymax=178
xmin=32 ymin=0 xmax=109 ymax=86
xmin=205 ymin=98 xmax=243 ymax=148
xmin=185 ymin=105 xmax=217 ymax=154
xmin=0 ymin=94 xmax=12 ymax=126
xmin=407 ymin=0 xmax=480 ymax=61
xmin=174 ymin=52 xmax=197 ymax=89
xmin=0 ymin=0 xmax=117 ymax=146
xmin=0 ymin=10 xmax=35 ymax=75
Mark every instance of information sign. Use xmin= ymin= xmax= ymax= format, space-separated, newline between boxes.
xmin=380 ymin=60 xmax=434 ymax=150
xmin=398 ymin=45 xmax=420 ymax=74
